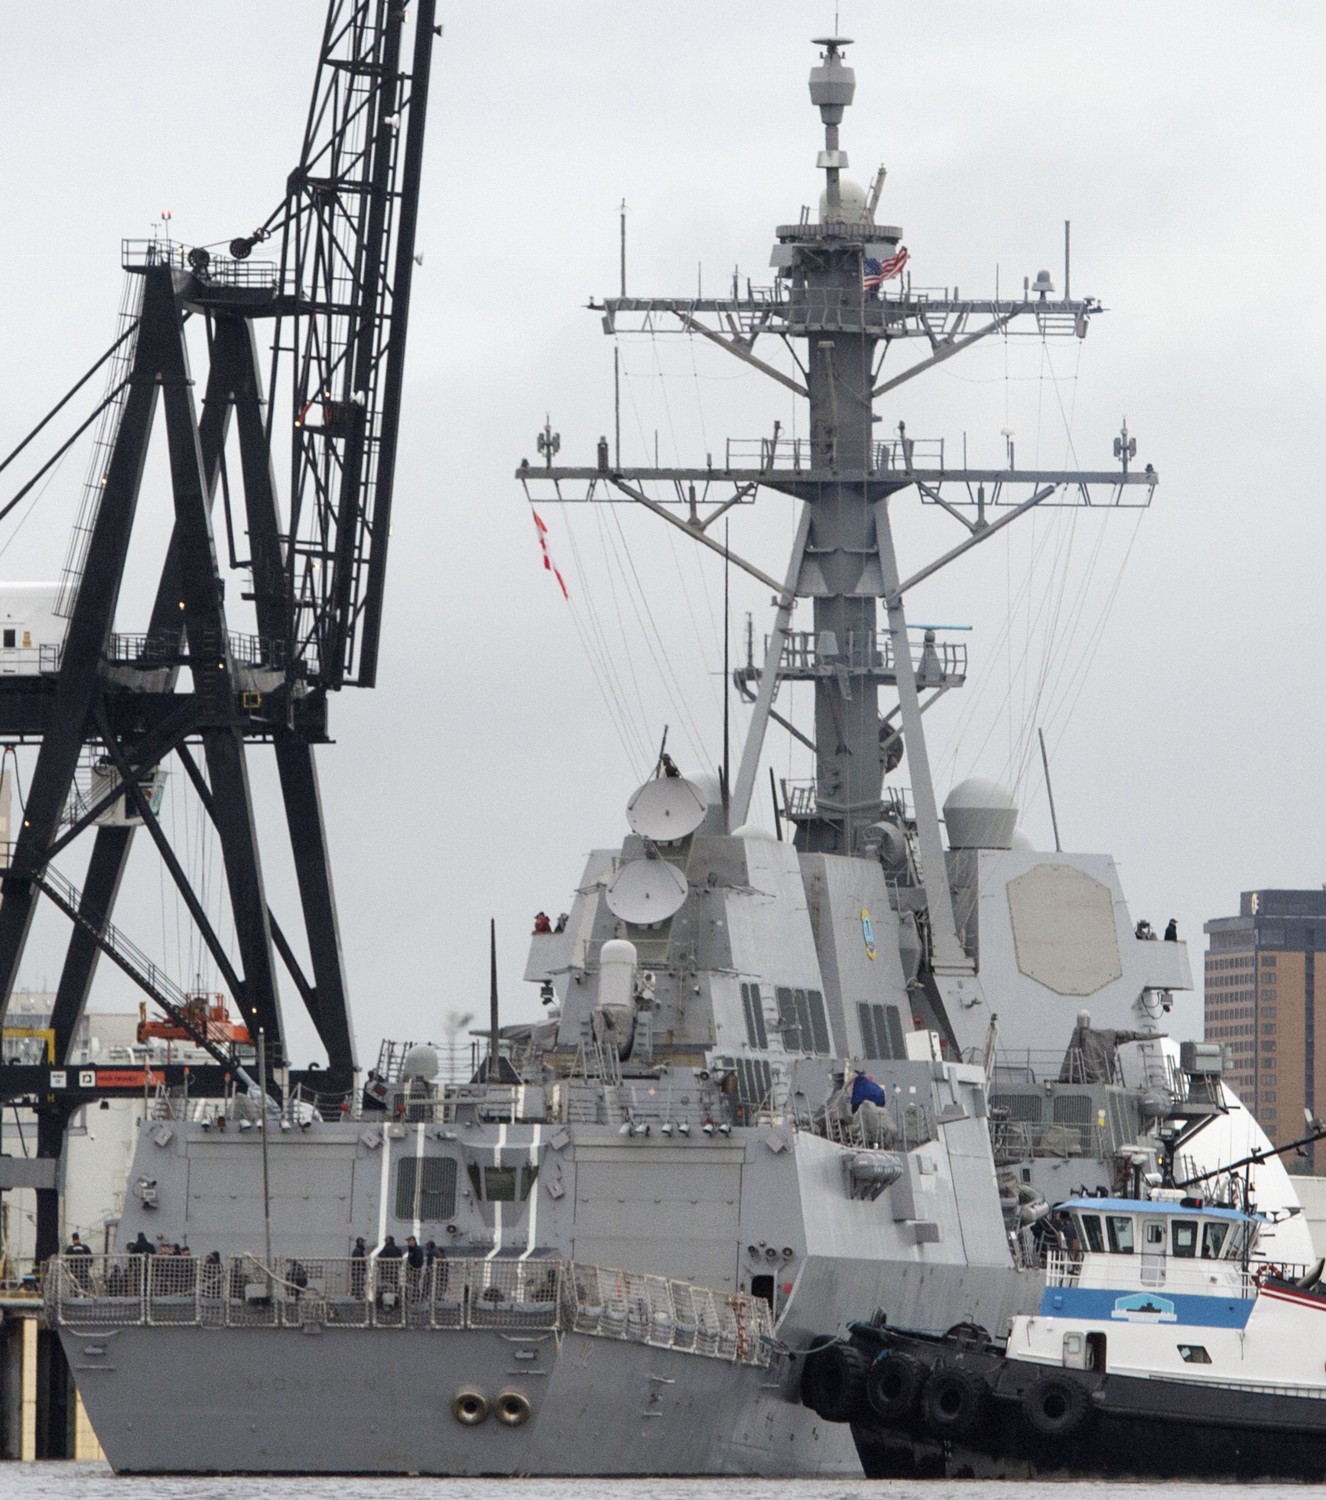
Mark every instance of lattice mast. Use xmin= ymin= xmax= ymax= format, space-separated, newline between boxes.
xmin=519 ymin=36 xmax=1157 ymax=989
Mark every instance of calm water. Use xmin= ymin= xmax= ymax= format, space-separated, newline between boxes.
xmin=7 ymin=1471 xmax=1326 ymax=1500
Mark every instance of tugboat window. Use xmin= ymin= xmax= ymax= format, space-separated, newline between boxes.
xmin=1201 ymin=1221 xmax=1229 ymax=1259
xmin=1144 ymin=1221 xmax=1165 ymax=1248
xmin=1177 ymin=1344 xmax=1212 ymax=1364
xmin=1079 ymin=1214 xmax=1104 ymax=1253
xmin=1172 ymin=1220 xmax=1199 ymax=1257
xmin=1106 ymin=1215 xmax=1135 ymax=1253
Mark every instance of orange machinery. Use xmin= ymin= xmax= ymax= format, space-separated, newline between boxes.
xmin=137 ymin=994 xmax=252 ymax=1046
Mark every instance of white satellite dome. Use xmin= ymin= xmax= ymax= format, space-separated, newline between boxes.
xmin=400 ymin=1043 xmax=439 ymax=1081
xmin=731 ymin=822 xmax=777 ymax=842
xmin=943 ymin=777 xmax=1019 ymax=850
xmin=818 ymin=178 xmax=869 ymax=223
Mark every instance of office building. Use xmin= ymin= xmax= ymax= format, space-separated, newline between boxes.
xmin=1205 ymin=888 xmax=1326 ymax=1162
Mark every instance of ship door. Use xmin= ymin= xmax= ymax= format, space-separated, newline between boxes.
xmin=1140 ymin=1217 xmax=1166 ymax=1287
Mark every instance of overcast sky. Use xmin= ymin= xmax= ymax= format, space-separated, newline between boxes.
xmin=1 ymin=3 xmax=1323 ymax=1069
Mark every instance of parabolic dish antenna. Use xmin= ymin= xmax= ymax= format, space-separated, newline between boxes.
xmin=626 ymin=776 xmax=707 ymax=842
xmin=605 ymin=857 xmax=688 ymax=924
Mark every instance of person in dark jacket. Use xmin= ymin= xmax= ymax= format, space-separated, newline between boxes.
xmin=377 ymin=1235 xmax=404 ymax=1300
xmin=405 ymin=1235 xmax=425 ymax=1299
xmin=1164 ymin=918 xmax=1179 ymax=941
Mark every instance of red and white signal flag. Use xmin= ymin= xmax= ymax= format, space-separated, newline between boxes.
xmin=531 ymin=510 xmax=569 ymax=599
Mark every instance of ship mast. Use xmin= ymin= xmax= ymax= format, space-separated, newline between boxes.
xmin=519 ymin=37 xmax=1156 ymax=1015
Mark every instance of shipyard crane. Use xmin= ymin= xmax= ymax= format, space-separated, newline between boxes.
xmin=0 ymin=0 xmax=437 ymax=1367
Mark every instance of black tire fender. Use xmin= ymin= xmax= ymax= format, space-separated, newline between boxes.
xmin=800 ymin=1342 xmax=871 ymax=1424
xmin=1022 ymin=1374 xmax=1090 ymax=1438
xmin=921 ymin=1367 xmax=985 ymax=1439
xmin=865 ymin=1351 xmax=927 ymax=1423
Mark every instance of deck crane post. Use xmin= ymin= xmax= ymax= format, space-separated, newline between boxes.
xmin=0 ymin=1 xmax=437 ymax=1453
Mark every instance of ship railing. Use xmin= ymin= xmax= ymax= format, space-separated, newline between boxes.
xmin=814 ymin=1095 xmax=936 ymax=1152
xmin=1045 ymin=1251 xmax=1266 ymax=1300
xmin=772 ymin=629 xmax=966 ymax=681
xmin=45 ymin=1254 xmax=773 ymax=1366
xmin=564 ymin=1264 xmax=772 ymax=1366
xmin=991 ymin=1050 xmax=1110 ymax=1086
xmin=1043 ymin=1249 xmax=1083 ymax=1285
xmin=988 ymin=1117 xmax=1106 ymax=1164
xmin=725 ymin=434 xmax=946 ymax=475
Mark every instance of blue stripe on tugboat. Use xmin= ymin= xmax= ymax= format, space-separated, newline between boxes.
xmin=1037 ymin=1285 xmax=1253 ymax=1327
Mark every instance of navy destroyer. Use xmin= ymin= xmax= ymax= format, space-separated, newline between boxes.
xmin=44 ymin=31 xmax=1310 ymax=1477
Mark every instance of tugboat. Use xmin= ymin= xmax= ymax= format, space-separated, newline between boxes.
xmin=811 ymin=1177 xmax=1326 ymax=1481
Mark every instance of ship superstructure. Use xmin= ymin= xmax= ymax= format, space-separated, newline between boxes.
xmin=44 ymin=35 xmax=1311 ymax=1477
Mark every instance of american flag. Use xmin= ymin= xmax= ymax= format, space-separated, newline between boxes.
xmin=863 ymin=245 xmax=908 ymax=291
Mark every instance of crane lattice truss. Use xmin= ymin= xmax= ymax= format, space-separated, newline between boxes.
xmin=0 ymin=0 xmax=436 ymax=1088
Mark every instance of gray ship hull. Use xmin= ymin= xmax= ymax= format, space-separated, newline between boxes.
xmin=63 ymin=1323 xmax=852 ymax=1475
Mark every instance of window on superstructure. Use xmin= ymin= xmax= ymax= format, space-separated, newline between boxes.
xmin=485 ymin=1167 xmax=518 ymax=1201
xmin=1178 ymin=1345 xmax=1212 ymax=1364
xmin=1079 ymin=1214 xmax=1105 ymax=1253
xmin=1201 ymin=1221 xmax=1229 ymax=1259
xmin=395 ymin=1155 xmax=458 ymax=1222
xmin=775 ymin=987 xmax=831 ymax=1054
xmin=858 ymin=1002 xmax=906 ymax=1060
xmin=734 ymin=1058 xmax=773 ymax=1123
xmin=463 ymin=1162 xmax=537 ymax=1202
xmin=1106 ymin=1216 xmax=1135 ymax=1253
xmin=1172 ymin=1220 xmax=1198 ymax=1258
xmin=741 ymin=982 xmax=768 ymax=1050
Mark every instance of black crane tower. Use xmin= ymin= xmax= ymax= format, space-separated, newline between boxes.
xmin=0 ymin=0 xmax=438 ymax=1340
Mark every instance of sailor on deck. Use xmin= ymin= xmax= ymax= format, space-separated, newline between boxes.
xmin=850 ymin=1072 xmax=898 ymax=1148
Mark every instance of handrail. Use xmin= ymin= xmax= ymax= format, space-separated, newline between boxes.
xmin=45 ymin=1252 xmax=773 ymax=1367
